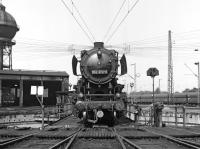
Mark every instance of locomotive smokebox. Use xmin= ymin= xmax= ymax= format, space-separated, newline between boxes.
xmin=80 ymin=41 xmax=118 ymax=84
xmin=94 ymin=42 xmax=104 ymax=48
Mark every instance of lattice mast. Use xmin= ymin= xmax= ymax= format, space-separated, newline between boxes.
xmin=168 ymin=30 xmax=174 ymax=104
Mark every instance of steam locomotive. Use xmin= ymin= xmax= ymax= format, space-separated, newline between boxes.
xmin=72 ymin=42 xmax=127 ymax=126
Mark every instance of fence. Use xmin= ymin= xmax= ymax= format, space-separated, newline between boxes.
xmin=127 ymin=104 xmax=200 ymax=126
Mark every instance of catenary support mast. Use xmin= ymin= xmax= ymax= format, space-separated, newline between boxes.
xmin=168 ymin=30 xmax=174 ymax=104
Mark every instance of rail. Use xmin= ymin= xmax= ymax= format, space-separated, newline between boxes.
xmin=50 ymin=127 xmax=144 ymax=149
xmin=48 ymin=128 xmax=81 ymax=149
xmin=2 ymin=124 xmax=200 ymax=149
xmin=113 ymin=128 xmax=142 ymax=149
xmin=0 ymin=132 xmax=38 ymax=148
xmin=143 ymin=128 xmax=200 ymax=149
xmin=114 ymin=129 xmax=127 ymax=149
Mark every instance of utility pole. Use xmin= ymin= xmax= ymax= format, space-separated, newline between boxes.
xmin=168 ymin=30 xmax=174 ymax=104
xmin=131 ymin=63 xmax=137 ymax=103
xmin=131 ymin=63 xmax=137 ymax=93
xmin=134 ymin=63 xmax=137 ymax=93
xmin=195 ymin=62 xmax=200 ymax=107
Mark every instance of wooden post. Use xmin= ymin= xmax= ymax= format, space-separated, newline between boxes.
xmin=183 ymin=106 xmax=186 ymax=127
xmin=19 ymin=79 xmax=23 ymax=107
xmin=41 ymin=105 xmax=44 ymax=130
xmin=175 ymin=106 xmax=178 ymax=126
xmin=41 ymin=79 xmax=44 ymax=130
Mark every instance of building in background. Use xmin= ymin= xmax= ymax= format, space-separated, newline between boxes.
xmin=0 ymin=3 xmax=69 ymax=107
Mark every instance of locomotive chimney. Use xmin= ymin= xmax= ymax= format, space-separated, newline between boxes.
xmin=94 ymin=42 xmax=104 ymax=49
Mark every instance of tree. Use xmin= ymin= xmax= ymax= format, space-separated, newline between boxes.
xmin=155 ymin=87 xmax=161 ymax=94
xmin=182 ymin=87 xmax=198 ymax=93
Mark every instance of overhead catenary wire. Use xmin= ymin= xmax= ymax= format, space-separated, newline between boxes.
xmin=115 ymin=29 xmax=200 ymax=49
xmin=16 ymin=27 xmax=200 ymax=54
xmin=173 ymin=29 xmax=200 ymax=36
xmin=15 ymin=42 xmax=200 ymax=54
xmin=61 ymin=0 xmax=94 ymax=44
xmin=17 ymin=38 xmax=75 ymax=46
xmin=105 ymin=0 xmax=140 ymax=44
xmin=13 ymin=27 xmax=200 ymax=57
xmin=16 ymin=38 xmax=200 ymax=52
xmin=16 ymin=38 xmax=92 ymax=51
xmin=114 ymin=33 xmax=168 ymax=46
xmin=103 ymin=0 xmax=127 ymax=42
xmin=70 ymin=0 xmax=96 ymax=42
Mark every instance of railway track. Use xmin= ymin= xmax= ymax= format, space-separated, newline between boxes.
xmin=47 ymin=126 xmax=200 ymax=149
xmin=2 ymin=126 xmax=200 ymax=149
xmin=2 ymin=115 xmax=200 ymax=149
xmin=143 ymin=127 xmax=200 ymax=149
xmin=0 ymin=127 xmax=80 ymax=149
xmin=0 ymin=133 xmax=38 ymax=148
xmin=49 ymin=127 xmax=141 ymax=149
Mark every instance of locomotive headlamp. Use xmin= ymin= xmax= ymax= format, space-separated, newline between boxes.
xmin=97 ymin=110 xmax=104 ymax=118
xmin=78 ymin=92 xmax=84 ymax=98
xmin=116 ymin=93 xmax=121 ymax=98
xmin=97 ymin=50 xmax=102 ymax=58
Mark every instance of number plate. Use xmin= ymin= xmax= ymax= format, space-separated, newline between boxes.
xmin=91 ymin=70 xmax=108 ymax=74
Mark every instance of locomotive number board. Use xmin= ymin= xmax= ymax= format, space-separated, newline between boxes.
xmin=91 ymin=70 xmax=108 ymax=74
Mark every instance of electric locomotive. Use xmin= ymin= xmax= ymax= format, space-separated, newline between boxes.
xmin=72 ymin=42 xmax=127 ymax=126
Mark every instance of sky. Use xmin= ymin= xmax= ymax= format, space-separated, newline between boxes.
xmin=2 ymin=0 xmax=200 ymax=92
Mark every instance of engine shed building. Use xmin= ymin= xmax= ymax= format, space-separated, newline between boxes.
xmin=0 ymin=70 xmax=69 ymax=107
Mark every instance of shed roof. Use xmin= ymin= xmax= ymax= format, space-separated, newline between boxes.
xmin=0 ymin=70 xmax=69 ymax=77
